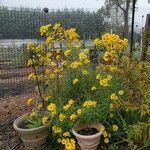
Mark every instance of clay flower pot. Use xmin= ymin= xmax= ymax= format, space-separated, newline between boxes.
xmin=72 ymin=123 xmax=103 ymax=150
xmin=13 ymin=113 xmax=50 ymax=150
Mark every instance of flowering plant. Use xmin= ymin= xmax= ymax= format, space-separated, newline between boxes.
xmin=26 ymin=24 xmax=131 ymax=149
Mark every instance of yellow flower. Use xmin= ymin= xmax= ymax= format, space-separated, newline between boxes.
xmin=84 ymin=59 xmax=90 ymax=64
xmin=77 ymin=109 xmax=82 ymax=115
xmin=110 ymin=113 xmax=114 ymax=118
xmin=28 ymin=73 xmax=36 ymax=80
xmin=110 ymin=93 xmax=118 ymax=100
xmin=63 ymin=104 xmax=70 ymax=111
xmin=63 ymin=132 xmax=71 ymax=137
xmin=44 ymin=95 xmax=51 ymax=101
xmin=26 ymin=98 xmax=34 ymax=105
xmin=96 ymin=74 xmax=102 ymax=80
xmin=30 ymin=111 xmax=36 ymax=117
xmin=52 ymin=125 xmax=62 ymax=133
xmin=50 ymin=73 xmax=55 ymax=79
xmin=39 ymin=24 xmax=51 ymax=35
xmin=83 ymin=100 xmax=97 ymax=107
xmin=57 ymin=138 xmax=62 ymax=143
xmin=94 ymin=38 xmax=102 ymax=46
xmin=118 ymin=90 xmax=124 ymax=95
xmin=46 ymin=36 xmax=54 ymax=45
xmin=56 ymin=55 xmax=61 ymax=60
xmin=68 ymin=99 xmax=74 ymax=105
xmin=53 ymin=23 xmax=61 ymax=30
xmin=103 ymin=131 xmax=108 ymax=137
xmin=107 ymin=75 xmax=112 ymax=81
xmin=91 ymin=86 xmax=96 ymax=91
xmin=82 ymin=70 xmax=88 ymax=75
xmin=70 ymin=61 xmax=81 ymax=69
xmin=27 ymin=59 xmax=33 ymax=66
xmin=100 ymin=78 xmax=108 ymax=86
xmin=64 ymin=28 xmax=79 ymax=40
xmin=61 ymin=138 xmax=66 ymax=145
xmin=103 ymin=51 xmax=112 ymax=62
xmin=112 ymin=124 xmax=118 ymax=131
xmin=73 ymin=78 xmax=79 ymax=85
xmin=99 ymin=125 xmax=105 ymax=132
xmin=59 ymin=114 xmax=66 ymax=122
xmin=70 ymin=113 xmax=77 ymax=122
xmin=51 ymin=62 xmax=57 ymax=67
xmin=47 ymin=103 xmax=57 ymax=115
xmin=84 ymin=48 xmax=89 ymax=54
xmin=110 ymin=103 xmax=114 ymax=109
xmin=62 ymin=61 xmax=67 ymax=66
xmin=27 ymin=42 xmax=34 ymax=50
xmin=38 ymin=103 xmax=43 ymax=110
xmin=79 ymin=52 xmax=87 ymax=61
xmin=47 ymin=52 xmax=52 ymax=58
xmin=41 ymin=116 xmax=48 ymax=125
xmin=104 ymin=138 xmax=109 ymax=144
xmin=64 ymin=49 xmax=71 ymax=56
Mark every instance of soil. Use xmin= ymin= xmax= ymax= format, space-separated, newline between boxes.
xmin=0 ymin=93 xmax=35 ymax=125
xmin=77 ymin=127 xmax=99 ymax=136
xmin=18 ymin=120 xmax=30 ymax=129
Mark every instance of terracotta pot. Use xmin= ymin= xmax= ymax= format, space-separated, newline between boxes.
xmin=72 ymin=123 xmax=103 ymax=150
xmin=13 ymin=113 xmax=49 ymax=150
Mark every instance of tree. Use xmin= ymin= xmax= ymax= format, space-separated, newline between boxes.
xmin=105 ymin=0 xmax=137 ymax=38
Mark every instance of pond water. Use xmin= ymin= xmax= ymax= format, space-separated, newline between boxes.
xmin=0 ymin=39 xmax=40 ymax=48
xmin=0 ymin=39 xmax=94 ymax=48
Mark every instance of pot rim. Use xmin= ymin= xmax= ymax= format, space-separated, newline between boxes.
xmin=13 ymin=113 xmax=50 ymax=133
xmin=72 ymin=123 xmax=103 ymax=139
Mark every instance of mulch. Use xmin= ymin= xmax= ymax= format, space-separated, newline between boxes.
xmin=0 ymin=93 xmax=35 ymax=150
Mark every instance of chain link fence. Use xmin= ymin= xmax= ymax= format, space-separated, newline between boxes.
xmin=0 ymin=7 xmax=108 ymax=97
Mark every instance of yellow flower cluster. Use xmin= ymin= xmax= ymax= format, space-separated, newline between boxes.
xmin=102 ymin=130 xmax=111 ymax=144
xmin=52 ymin=125 xmax=62 ymax=133
xmin=58 ymin=138 xmax=76 ymax=150
xmin=63 ymin=132 xmax=71 ymax=137
xmin=47 ymin=103 xmax=57 ymax=115
xmin=63 ymin=99 xmax=74 ymax=111
xmin=70 ymin=61 xmax=82 ymax=69
xmin=83 ymin=100 xmax=97 ymax=107
xmin=64 ymin=28 xmax=79 ymax=41
xmin=103 ymin=51 xmax=117 ymax=62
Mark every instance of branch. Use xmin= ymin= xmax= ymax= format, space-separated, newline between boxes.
xmin=115 ymin=1 xmax=125 ymax=12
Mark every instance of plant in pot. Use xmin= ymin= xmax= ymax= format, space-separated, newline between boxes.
xmin=13 ymin=27 xmax=54 ymax=149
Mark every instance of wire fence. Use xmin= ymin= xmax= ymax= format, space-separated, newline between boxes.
xmin=0 ymin=7 xmax=98 ymax=97
xmin=0 ymin=6 xmax=149 ymax=97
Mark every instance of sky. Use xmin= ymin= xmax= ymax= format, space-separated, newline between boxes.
xmin=0 ymin=0 xmax=150 ymax=28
